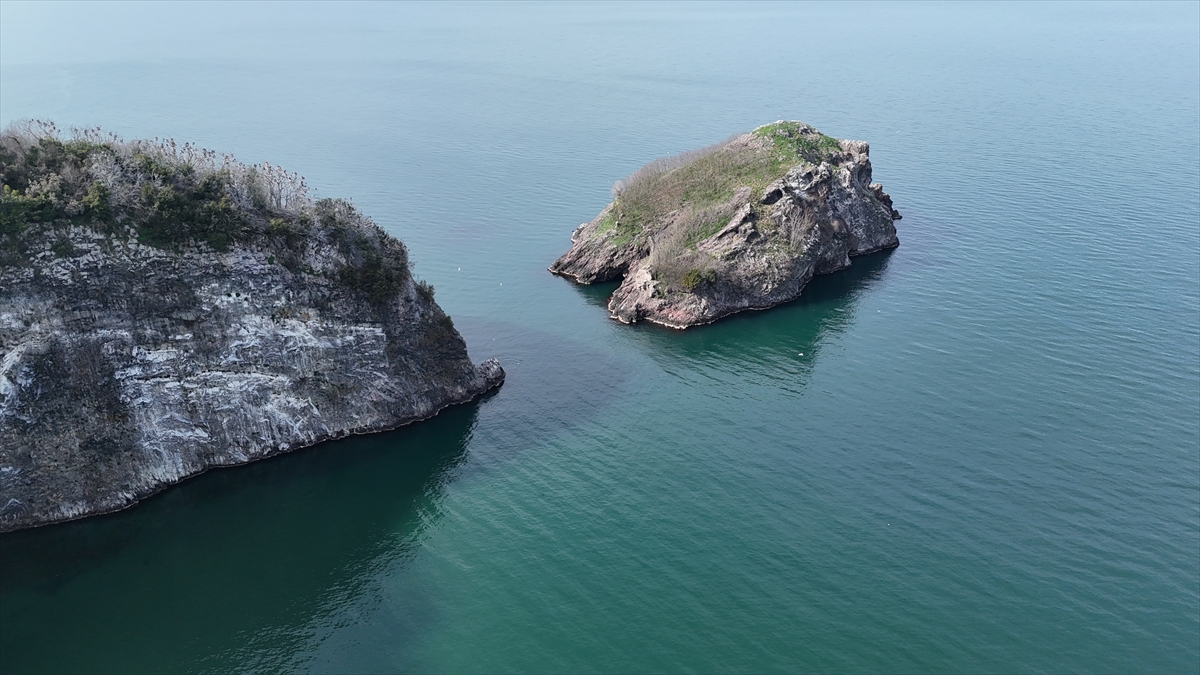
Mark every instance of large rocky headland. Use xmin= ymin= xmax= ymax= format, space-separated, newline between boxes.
xmin=0 ymin=122 xmax=503 ymax=532
xmin=550 ymin=121 xmax=901 ymax=328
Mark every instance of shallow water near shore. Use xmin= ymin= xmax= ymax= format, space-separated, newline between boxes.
xmin=1 ymin=2 xmax=1198 ymax=673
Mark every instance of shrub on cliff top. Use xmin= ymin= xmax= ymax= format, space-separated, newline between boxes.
xmin=680 ymin=267 xmax=717 ymax=291
xmin=0 ymin=121 xmax=415 ymax=307
xmin=0 ymin=120 xmax=311 ymax=252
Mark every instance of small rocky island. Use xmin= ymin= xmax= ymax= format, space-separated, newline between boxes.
xmin=0 ymin=122 xmax=503 ymax=532
xmin=550 ymin=122 xmax=901 ymax=328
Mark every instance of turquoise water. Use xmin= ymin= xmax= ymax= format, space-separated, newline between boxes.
xmin=2 ymin=2 xmax=1198 ymax=673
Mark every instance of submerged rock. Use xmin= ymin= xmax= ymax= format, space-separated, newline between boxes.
xmin=0 ymin=123 xmax=503 ymax=531
xmin=550 ymin=121 xmax=900 ymax=328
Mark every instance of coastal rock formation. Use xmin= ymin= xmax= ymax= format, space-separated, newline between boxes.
xmin=0 ymin=123 xmax=503 ymax=532
xmin=550 ymin=122 xmax=900 ymax=328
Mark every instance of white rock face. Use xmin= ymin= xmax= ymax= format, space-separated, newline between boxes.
xmin=0 ymin=223 xmax=502 ymax=532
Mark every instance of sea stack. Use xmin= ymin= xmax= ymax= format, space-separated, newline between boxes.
xmin=0 ymin=123 xmax=503 ymax=531
xmin=550 ymin=121 xmax=900 ymax=328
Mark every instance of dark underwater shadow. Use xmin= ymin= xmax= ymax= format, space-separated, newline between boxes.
xmin=0 ymin=401 xmax=485 ymax=675
xmin=442 ymin=316 xmax=638 ymax=474
xmin=572 ymin=280 xmax=621 ymax=311
xmin=0 ymin=316 xmax=641 ymax=674
xmin=565 ymin=249 xmax=895 ymax=389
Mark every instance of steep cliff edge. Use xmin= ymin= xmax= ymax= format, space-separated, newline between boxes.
xmin=550 ymin=122 xmax=900 ymax=328
xmin=0 ymin=123 xmax=503 ymax=532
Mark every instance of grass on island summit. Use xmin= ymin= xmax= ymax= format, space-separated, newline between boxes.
xmin=596 ymin=121 xmax=844 ymax=292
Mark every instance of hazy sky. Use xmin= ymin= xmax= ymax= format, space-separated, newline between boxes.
xmin=4 ymin=1 xmax=1197 ymax=68
xmin=0 ymin=2 xmax=480 ymax=65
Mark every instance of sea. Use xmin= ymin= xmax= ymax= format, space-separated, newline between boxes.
xmin=1 ymin=2 xmax=1197 ymax=673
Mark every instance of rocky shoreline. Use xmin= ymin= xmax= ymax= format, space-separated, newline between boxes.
xmin=0 ymin=125 xmax=503 ymax=531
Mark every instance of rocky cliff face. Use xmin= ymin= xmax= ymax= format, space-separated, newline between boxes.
xmin=550 ymin=122 xmax=900 ymax=328
xmin=0 ymin=124 xmax=502 ymax=531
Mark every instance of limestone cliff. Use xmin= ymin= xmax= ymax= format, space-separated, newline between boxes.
xmin=550 ymin=122 xmax=900 ymax=328
xmin=0 ymin=123 xmax=503 ymax=531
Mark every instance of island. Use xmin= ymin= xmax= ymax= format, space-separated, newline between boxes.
xmin=0 ymin=122 xmax=503 ymax=532
xmin=549 ymin=122 xmax=901 ymax=328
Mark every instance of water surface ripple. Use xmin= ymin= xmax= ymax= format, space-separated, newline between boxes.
xmin=1 ymin=2 xmax=1197 ymax=673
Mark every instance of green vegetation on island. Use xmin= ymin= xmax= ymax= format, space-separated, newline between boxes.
xmin=595 ymin=122 xmax=848 ymax=293
xmin=550 ymin=121 xmax=900 ymax=328
xmin=604 ymin=121 xmax=843 ymax=248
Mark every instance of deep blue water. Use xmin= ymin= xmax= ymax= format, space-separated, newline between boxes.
xmin=1 ymin=2 xmax=1198 ymax=673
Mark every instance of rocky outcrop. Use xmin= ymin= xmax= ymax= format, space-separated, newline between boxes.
xmin=550 ymin=122 xmax=900 ymax=328
xmin=0 ymin=124 xmax=503 ymax=531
